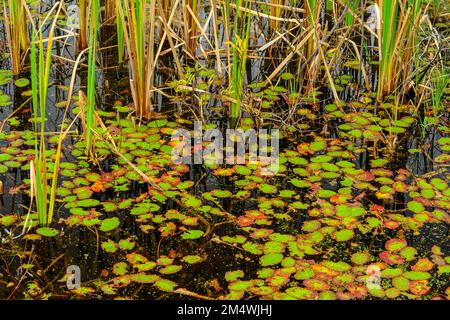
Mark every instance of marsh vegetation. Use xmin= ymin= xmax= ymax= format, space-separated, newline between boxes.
xmin=0 ymin=0 xmax=449 ymax=300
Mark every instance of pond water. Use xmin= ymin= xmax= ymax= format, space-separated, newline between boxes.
xmin=0 ymin=0 xmax=449 ymax=300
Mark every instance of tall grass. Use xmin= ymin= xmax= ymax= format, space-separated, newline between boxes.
xmin=2 ymin=0 xmax=29 ymax=74
xmin=27 ymin=1 xmax=63 ymax=226
xmin=226 ymin=0 xmax=251 ymax=128
xmin=116 ymin=0 xmax=157 ymax=119
xmin=86 ymin=0 xmax=99 ymax=155
xmin=377 ymin=0 xmax=423 ymax=101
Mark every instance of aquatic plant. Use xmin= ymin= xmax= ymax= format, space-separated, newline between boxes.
xmin=116 ymin=0 xmax=157 ymax=119
xmin=1 ymin=0 xmax=29 ymax=74
xmin=28 ymin=1 xmax=63 ymax=226
xmin=377 ymin=0 xmax=424 ymax=100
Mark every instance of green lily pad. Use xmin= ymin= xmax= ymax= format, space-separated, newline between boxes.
xmin=159 ymin=265 xmax=182 ymax=275
xmin=119 ymin=238 xmax=136 ymax=250
xmin=407 ymin=201 xmax=425 ymax=213
xmin=285 ymin=287 xmax=315 ymax=300
xmin=36 ymin=227 xmax=59 ymax=237
xmin=403 ymin=271 xmax=431 ymax=281
xmin=99 ymin=217 xmax=120 ymax=232
xmin=181 ymin=229 xmax=204 ymax=240
xmin=101 ymin=240 xmax=118 ymax=253
xmin=260 ymin=253 xmax=284 ymax=266
xmin=225 ymin=270 xmax=245 ymax=282
xmin=154 ymin=279 xmax=177 ymax=292
xmin=350 ymin=252 xmax=371 ymax=265
xmin=334 ymin=229 xmax=355 ymax=242
xmin=181 ymin=255 xmax=204 ymax=264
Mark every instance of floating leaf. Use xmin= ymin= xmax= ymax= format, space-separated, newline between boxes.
xmin=154 ymin=279 xmax=177 ymax=292
xmin=285 ymin=287 xmax=315 ymax=300
xmin=99 ymin=217 xmax=120 ymax=232
xmin=351 ymin=252 xmax=371 ymax=265
xmin=159 ymin=265 xmax=182 ymax=275
xmin=385 ymin=238 xmax=407 ymax=252
xmin=101 ymin=240 xmax=118 ymax=253
xmin=407 ymin=201 xmax=425 ymax=213
xmin=403 ymin=271 xmax=431 ymax=281
xmin=225 ymin=270 xmax=244 ymax=282
xmin=379 ymin=251 xmax=405 ymax=265
xmin=260 ymin=253 xmax=284 ymax=266
xmin=36 ymin=227 xmax=59 ymax=237
xmin=334 ymin=229 xmax=354 ymax=242
xmin=181 ymin=229 xmax=204 ymax=240
xmin=411 ymin=258 xmax=433 ymax=272
xmin=130 ymin=273 xmax=160 ymax=284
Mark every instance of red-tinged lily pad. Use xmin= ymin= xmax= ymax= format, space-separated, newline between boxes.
xmin=249 ymin=286 xmax=276 ymax=296
xmin=285 ymin=287 xmax=316 ymax=300
xmin=267 ymin=274 xmax=290 ymax=287
xmin=237 ymin=216 xmax=255 ymax=227
xmin=213 ymin=168 xmax=235 ymax=176
xmin=409 ymin=280 xmax=431 ymax=296
xmin=126 ymin=253 xmax=149 ymax=265
xmin=301 ymin=220 xmax=321 ymax=232
xmin=411 ymin=258 xmax=434 ymax=272
xmin=385 ymin=238 xmax=407 ymax=252
xmin=335 ymin=291 xmax=353 ymax=300
xmin=384 ymin=220 xmax=400 ymax=229
xmin=250 ymin=228 xmax=273 ymax=239
xmin=303 ymin=279 xmax=330 ymax=291
xmin=113 ymin=275 xmax=132 ymax=288
xmin=379 ymin=251 xmax=405 ymax=265
xmin=347 ymin=284 xmax=368 ymax=299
